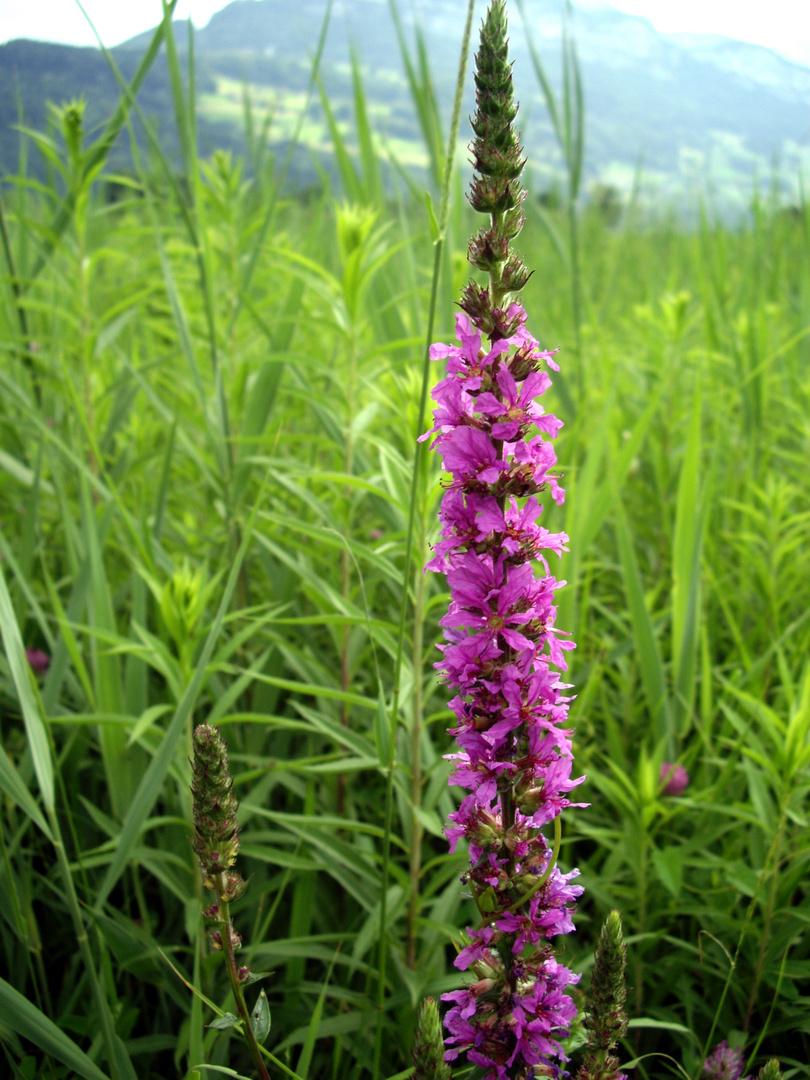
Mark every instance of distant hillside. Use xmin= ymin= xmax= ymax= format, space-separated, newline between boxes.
xmin=2 ymin=0 xmax=809 ymax=209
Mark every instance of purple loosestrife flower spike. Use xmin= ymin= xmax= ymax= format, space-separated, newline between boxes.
xmin=423 ymin=4 xmax=585 ymax=1077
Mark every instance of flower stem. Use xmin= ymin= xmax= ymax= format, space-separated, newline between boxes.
xmin=508 ymin=813 xmax=562 ymax=910
xmin=406 ymin=540 xmax=428 ymax=968
xmin=214 ymin=880 xmax=271 ymax=1080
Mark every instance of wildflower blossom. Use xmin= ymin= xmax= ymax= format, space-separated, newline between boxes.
xmin=26 ymin=648 xmax=50 ymax=674
xmin=703 ymin=1041 xmax=747 ymax=1080
xmin=423 ymin=3 xmax=585 ymax=1076
xmin=659 ymin=762 xmax=690 ymax=796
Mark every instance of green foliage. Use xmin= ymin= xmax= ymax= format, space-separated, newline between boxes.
xmin=1 ymin=3 xmax=809 ymax=1080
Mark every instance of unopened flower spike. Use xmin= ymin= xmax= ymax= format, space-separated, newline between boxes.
xmin=190 ymin=724 xmax=270 ymax=1080
xmin=576 ymin=910 xmax=628 ymax=1080
xmin=412 ymin=998 xmax=452 ymax=1080
xmin=423 ymin=2 xmax=585 ymax=1077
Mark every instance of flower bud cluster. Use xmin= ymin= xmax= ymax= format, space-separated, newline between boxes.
xmin=190 ymin=724 xmax=251 ymax=971
xmin=191 ymin=724 xmax=243 ymax=877
xmin=577 ymin=911 xmax=628 ymax=1080
xmin=412 ymin=998 xmax=452 ymax=1080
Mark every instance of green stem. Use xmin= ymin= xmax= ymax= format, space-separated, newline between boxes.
xmin=0 ymin=185 xmax=41 ymax=407
xmin=743 ymin=804 xmax=787 ymax=1029
xmin=406 ymin=539 xmax=427 ymax=968
xmin=338 ymin=334 xmax=359 ymax=814
xmin=635 ymin=827 xmax=647 ymax=1023
xmin=477 ymin=813 xmax=563 ymax=926
xmin=568 ymin=196 xmax=583 ymax=370
xmin=507 ymin=813 xmax=562 ymax=911
xmin=47 ymin=808 xmax=123 ymax=1080
xmin=373 ymin=3 xmax=476 ymax=1076
xmin=214 ymin=880 xmax=272 ymax=1080
xmin=489 ymin=209 xmax=507 ymax=310
xmin=694 ymin=805 xmax=789 ymax=1080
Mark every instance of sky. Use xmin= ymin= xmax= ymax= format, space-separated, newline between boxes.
xmin=1 ymin=0 xmax=809 ymax=67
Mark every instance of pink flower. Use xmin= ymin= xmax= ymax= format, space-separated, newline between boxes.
xmin=26 ymin=648 xmax=50 ymax=674
xmin=703 ymin=1040 xmax=746 ymax=1080
xmin=659 ymin=762 xmax=690 ymax=796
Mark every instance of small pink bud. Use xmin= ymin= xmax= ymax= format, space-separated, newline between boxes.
xmin=26 ymin=649 xmax=50 ymax=674
xmin=659 ymin=762 xmax=689 ymax=796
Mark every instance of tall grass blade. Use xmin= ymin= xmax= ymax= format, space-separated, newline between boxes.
xmin=671 ymin=385 xmax=707 ymax=736
xmin=93 ymin=480 xmax=269 ymax=909
xmin=81 ymin=480 xmax=130 ymax=817
xmin=612 ymin=483 xmax=672 ymax=752
xmin=373 ymin=1 xmax=476 ymax=1077
xmin=0 ymin=563 xmax=54 ymax=813
xmin=27 ymin=0 xmax=181 ymax=283
xmin=386 ymin=0 xmax=443 ymax=186
xmin=351 ymin=47 xmax=383 ymax=205
xmin=228 ymin=0 xmax=334 ymax=333
xmin=0 ymin=978 xmax=112 ymax=1080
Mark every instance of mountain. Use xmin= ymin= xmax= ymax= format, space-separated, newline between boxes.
xmin=2 ymin=0 xmax=808 ymax=209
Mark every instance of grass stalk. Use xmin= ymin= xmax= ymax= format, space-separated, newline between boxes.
xmin=373 ymin=0 xmax=476 ymax=1074
xmin=0 ymin=186 xmax=41 ymax=406
xmin=694 ymin=804 xmax=789 ymax=1078
xmin=48 ymin=807 xmax=127 ymax=1080
xmin=405 ymin=534 xmax=427 ymax=969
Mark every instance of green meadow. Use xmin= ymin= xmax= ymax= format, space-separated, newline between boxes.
xmin=1 ymin=3 xmax=809 ymax=1079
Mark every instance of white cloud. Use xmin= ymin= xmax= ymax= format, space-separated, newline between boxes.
xmin=0 ymin=0 xmax=226 ymax=49
xmin=605 ymin=0 xmax=810 ymax=65
xmin=1 ymin=0 xmax=809 ymax=67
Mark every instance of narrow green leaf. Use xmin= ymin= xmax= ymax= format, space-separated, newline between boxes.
xmin=94 ymin=479 xmax=269 ymax=910
xmin=424 ymin=191 xmax=440 ymax=243
xmin=0 ymin=731 xmax=53 ymax=839
xmin=0 ymin=977 xmax=111 ymax=1080
xmin=612 ymin=490 xmax=671 ymax=751
xmin=81 ymin=482 xmax=130 ymax=815
xmin=0 ymin=448 xmax=55 ymax=493
xmin=190 ymin=1069 xmax=253 ymax=1080
xmin=295 ymin=949 xmax=339 ymax=1080
xmin=672 ymin=384 xmax=705 ymax=736
xmin=0 ymin=563 xmax=54 ymax=811
xmin=375 ymin=684 xmax=391 ymax=768
xmin=652 ymin=847 xmax=683 ymax=898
